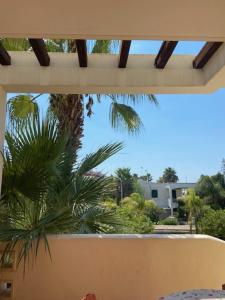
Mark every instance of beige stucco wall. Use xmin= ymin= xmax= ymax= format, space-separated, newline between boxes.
xmin=2 ymin=235 xmax=225 ymax=300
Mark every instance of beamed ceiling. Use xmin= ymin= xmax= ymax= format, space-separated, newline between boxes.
xmin=0 ymin=0 xmax=225 ymax=94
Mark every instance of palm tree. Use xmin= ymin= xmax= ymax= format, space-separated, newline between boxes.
xmin=115 ymin=167 xmax=134 ymax=201
xmin=158 ymin=167 xmax=179 ymax=183
xmin=0 ymin=115 xmax=122 ymax=267
xmin=185 ymin=189 xmax=203 ymax=233
xmin=3 ymin=39 xmax=158 ymax=161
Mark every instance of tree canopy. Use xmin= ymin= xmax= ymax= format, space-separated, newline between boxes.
xmin=158 ymin=167 xmax=179 ymax=183
xmin=195 ymin=173 xmax=225 ymax=209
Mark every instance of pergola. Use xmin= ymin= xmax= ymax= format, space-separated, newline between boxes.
xmin=0 ymin=0 xmax=225 ymax=188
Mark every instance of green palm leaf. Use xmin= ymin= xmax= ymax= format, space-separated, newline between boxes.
xmin=0 ymin=116 xmax=123 ymax=268
xmin=77 ymin=143 xmax=123 ymax=175
xmin=110 ymin=102 xmax=143 ymax=133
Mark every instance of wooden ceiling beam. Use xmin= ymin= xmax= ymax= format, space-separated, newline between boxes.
xmin=118 ymin=40 xmax=131 ymax=68
xmin=193 ymin=42 xmax=223 ymax=69
xmin=155 ymin=41 xmax=178 ymax=69
xmin=75 ymin=40 xmax=87 ymax=67
xmin=0 ymin=41 xmax=11 ymax=65
xmin=29 ymin=39 xmax=50 ymax=66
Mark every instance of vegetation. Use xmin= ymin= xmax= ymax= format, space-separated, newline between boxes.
xmin=114 ymin=168 xmax=154 ymax=202
xmin=143 ymin=200 xmax=163 ymax=223
xmin=160 ymin=217 xmax=178 ymax=225
xmin=138 ymin=173 xmax=153 ymax=182
xmin=184 ymin=189 xmax=204 ymax=233
xmin=115 ymin=168 xmax=134 ymax=199
xmin=0 ymin=116 xmax=123 ymax=266
xmin=104 ymin=193 xmax=154 ymax=233
xmin=201 ymin=209 xmax=225 ymax=240
xmin=176 ymin=198 xmax=188 ymax=223
xmin=195 ymin=173 xmax=225 ymax=209
xmin=158 ymin=167 xmax=179 ymax=183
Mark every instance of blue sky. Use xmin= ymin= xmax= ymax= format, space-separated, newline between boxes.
xmin=8 ymin=41 xmax=225 ymax=182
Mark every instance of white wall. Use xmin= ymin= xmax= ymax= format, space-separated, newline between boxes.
xmin=139 ymin=180 xmax=195 ymax=209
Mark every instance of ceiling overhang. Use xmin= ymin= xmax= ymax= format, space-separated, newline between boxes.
xmin=0 ymin=43 xmax=225 ymax=94
xmin=0 ymin=0 xmax=225 ymax=41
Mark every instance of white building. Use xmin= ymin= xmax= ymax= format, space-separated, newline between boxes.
xmin=139 ymin=180 xmax=196 ymax=216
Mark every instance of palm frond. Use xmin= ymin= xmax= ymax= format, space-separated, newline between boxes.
xmin=1 ymin=39 xmax=30 ymax=51
xmin=2 ymin=116 xmax=68 ymax=202
xmin=91 ymin=40 xmax=118 ymax=54
xmin=110 ymin=102 xmax=143 ymax=133
xmin=0 ymin=116 xmax=123 ymax=268
xmin=109 ymin=94 xmax=158 ymax=106
xmin=77 ymin=143 xmax=123 ymax=175
xmin=7 ymin=95 xmax=39 ymax=126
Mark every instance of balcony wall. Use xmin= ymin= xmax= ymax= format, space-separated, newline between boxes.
xmin=2 ymin=234 xmax=225 ymax=300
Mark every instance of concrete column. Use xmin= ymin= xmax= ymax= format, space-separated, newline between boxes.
xmin=0 ymin=87 xmax=6 ymax=194
xmin=168 ymin=186 xmax=174 ymax=217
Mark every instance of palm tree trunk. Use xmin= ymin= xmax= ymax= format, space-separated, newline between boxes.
xmin=49 ymin=40 xmax=84 ymax=161
xmin=49 ymin=93 xmax=84 ymax=161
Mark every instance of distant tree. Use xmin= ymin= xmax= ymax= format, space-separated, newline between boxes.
xmin=132 ymin=179 xmax=144 ymax=196
xmin=158 ymin=167 xmax=179 ymax=183
xmin=139 ymin=173 xmax=153 ymax=182
xmin=115 ymin=168 xmax=133 ymax=201
xmin=132 ymin=173 xmax=138 ymax=180
xmin=115 ymin=168 xmax=133 ymax=181
xmin=195 ymin=173 xmax=225 ymax=209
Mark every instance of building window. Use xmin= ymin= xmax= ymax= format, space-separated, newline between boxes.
xmin=172 ymin=189 xmax=177 ymax=199
xmin=152 ymin=189 xmax=158 ymax=198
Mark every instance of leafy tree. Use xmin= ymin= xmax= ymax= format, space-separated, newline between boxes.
xmin=195 ymin=173 xmax=225 ymax=209
xmin=104 ymin=193 xmax=154 ymax=233
xmin=143 ymin=200 xmax=163 ymax=223
xmin=0 ymin=116 xmax=123 ymax=266
xmin=201 ymin=209 xmax=225 ymax=240
xmin=158 ymin=167 xmax=179 ymax=183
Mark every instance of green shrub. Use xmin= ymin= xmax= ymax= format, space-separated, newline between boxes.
xmin=144 ymin=200 xmax=163 ymax=223
xmin=160 ymin=217 xmax=178 ymax=225
xmin=105 ymin=192 xmax=154 ymax=233
xmin=116 ymin=205 xmax=154 ymax=233
xmin=201 ymin=209 xmax=225 ymax=240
